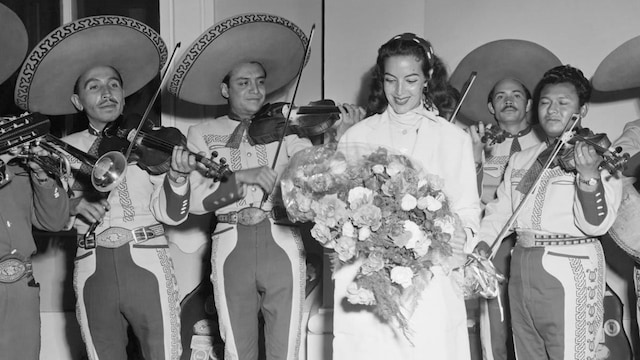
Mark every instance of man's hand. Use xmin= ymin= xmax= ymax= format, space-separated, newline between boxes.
xmin=71 ymin=197 xmax=110 ymax=224
xmin=167 ymin=145 xmax=197 ymax=184
xmin=574 ymin=141 xmax=602 ymax=180
xmin=473 ymin=241 xmax=492 ymax=259
xmin=234 ymin=166 xmax=277 ymax=196
xmin=26 ymin=144 xmax=53 ymax=180
xmin=469 ymin=122 xmax=487 ymax=164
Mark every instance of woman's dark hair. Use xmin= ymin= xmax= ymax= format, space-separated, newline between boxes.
xmin=366 ymin=33 xmax=455 ymax=116
xmin=533 ymin=64 xmax=591 ymax=106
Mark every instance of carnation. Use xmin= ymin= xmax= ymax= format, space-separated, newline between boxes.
xmin=372 ymin=164 xmax=385 ymax=174
xmin=390 ymin=266 xmax=414 ymax=288
xmin=360 ymin=253 xmax=385 ymax=275
xmin=386 ymin=161 xmax=405 ymax=177
xmin=423 ymin=195 xmax=442 ymax=212
xmin=346 ymin=283 xmax=376 ymax=305
xmin=335 ymin=236 xmax=357 ymax=262
xmin=358 ymin=226 xmax=371 ymax=241
xmin=348 ymin=186 xmax=374 ymax=209
xmin=310 ymin=223 xmax=335 ymax=248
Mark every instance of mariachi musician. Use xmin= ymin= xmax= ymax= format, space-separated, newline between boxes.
xmin=593 ymin=33 xmax=640 ymax=357
xmin=14 ymin=16 xmax=197 ymax=359
xmin=0 ymin=4 xmax=70 ymax=360
xmin=167 ymin=13 xmax=363 ymax=360
xmin=449 ymin=39 xmax=560 ymax=360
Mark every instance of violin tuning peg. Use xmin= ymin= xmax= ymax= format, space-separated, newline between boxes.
xmin=219 ymin=158 xmax=227 ymax=165
xmin=210 ymin=151 xmax=218 ymax=158
xmin=615 ymin=146 xmax=623 ymax=154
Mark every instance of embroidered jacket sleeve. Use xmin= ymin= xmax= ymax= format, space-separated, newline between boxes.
xmin=148 ymin=172 xmax=191 ymax=225
xmin=573 ymin=169 xmax=622 ymax=235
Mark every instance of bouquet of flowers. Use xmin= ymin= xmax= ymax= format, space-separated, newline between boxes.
xmin=281 ymin=144 xmax=462 ymax=333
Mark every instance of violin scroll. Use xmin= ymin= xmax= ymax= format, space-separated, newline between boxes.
xmin=480 ymin=124 xmax=507 ymax=145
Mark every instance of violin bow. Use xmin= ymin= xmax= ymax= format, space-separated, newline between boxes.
xmin=124 ymin=42 xmax=182 ymax=160
xmin=488 ymin=113 xmax=581 ymax=259
xmin=259 ymin=24 xmax=316 ymax=208
xmin=449 ymin=71 xmax=477 ymax=124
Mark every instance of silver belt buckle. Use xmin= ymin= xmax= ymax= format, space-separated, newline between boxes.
xmin=237 ymin=207 xmax=269 ymax=226
xmin=0 ymin=257 xmax=32 ymax=283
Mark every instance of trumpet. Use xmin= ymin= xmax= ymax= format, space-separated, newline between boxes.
xmin=38 ymin=135 xmax=128 ymax=192
xmin=0 ymin=113 xmax=127 ymax=192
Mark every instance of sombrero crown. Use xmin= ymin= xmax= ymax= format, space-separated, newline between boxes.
xmin=592 ymin=35 xmax=640 ymax=91
xmin=0 ymin=3 xmax=28 ymax=85
xmin=168 ymin=13 xmax=308 ymax=106
xmin=14 ymin=15 xmax=167 ymax=115
xmin=449 ymin=39 xmax=561 ymax=125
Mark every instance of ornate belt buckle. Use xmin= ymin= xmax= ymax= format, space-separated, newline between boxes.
xmin=0 ymin=257 xmax=30 ymax=283
xmin=237 ymin=207 xmax=268 ymax=226
xmin=132 ymin=227 xmax=151 ymax=244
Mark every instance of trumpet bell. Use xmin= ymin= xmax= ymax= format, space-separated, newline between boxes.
xmin=92 ymin=151 xmax=128 ymax=192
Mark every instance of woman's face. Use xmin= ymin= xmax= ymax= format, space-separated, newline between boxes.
xmin=383 ymin=55 xmax=427 ymax=114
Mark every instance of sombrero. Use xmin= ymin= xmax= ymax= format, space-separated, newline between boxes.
xmin=14 ymin=15 xmax=167 ymax=115
xmin=0 ymin=3 xmax=28 ymax=84
xmin=449 ymin=39 xmax=561 ymax=125
xmin=592 ymin=35 xmax=640 ymax=91
xmin=168 ymin=13 xmax=308 ymax=106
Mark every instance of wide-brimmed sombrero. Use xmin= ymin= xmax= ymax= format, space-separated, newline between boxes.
xmin=0 ymin=3 xmax=28 ymax=85
xmin=14 ymin=15 xmax=167 ymax=115
xmin=449 ymin=39 xmax=562 ymax=125
xmin=592 ymin=35 xmax=640 ymax=91
xmin=168 ymin=13 xmax=308 ymax=106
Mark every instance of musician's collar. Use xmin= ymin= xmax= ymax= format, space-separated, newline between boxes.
xmin=87 ymin=124 xmax=101 ymax=136
xmin=504 ymin=126 xmax=532 ymax=139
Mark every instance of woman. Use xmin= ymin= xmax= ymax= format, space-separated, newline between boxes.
xmin=335 ymin=33 xmax=481 ymax=360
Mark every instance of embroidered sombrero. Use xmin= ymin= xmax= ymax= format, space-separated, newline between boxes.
xmin=0 ymin=3 xmax=28 ymax=85
xmin=592 ymin=35 xmax=640 ymax=91
xmin=168 ymin=13 xmax=308 ymax=106
xmin=449 ymin=39 xmax=561 ymax=125
xmin=14 ymin=15 xmax=167 ymax=115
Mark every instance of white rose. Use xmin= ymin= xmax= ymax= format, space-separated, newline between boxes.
xmin=414 ymin=236 xmax=432 ymax=257
xmin=342 ymin=221 xmax=356 ymax=238
xmin=403 ymin=220 xmax=424 ymax=249
xmin=372 ymin=164 xmax=385 ymax=174
xmin=400 ymin=194 xmax=417 ymax=211
xmin=358 ymin=226 xmax=371 ymax=240
xmin=390 ymin=266 xmax=414 ymax=288
xmin=386 ymin=161 xmax=405 ymax=177
xmin=435 ymin=216 xmax=456 ymax=236
xmin=424 ymin=195 xmax=442 ymax=212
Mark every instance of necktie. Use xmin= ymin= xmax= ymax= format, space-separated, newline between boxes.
xmin=225 ymin=119 xmax=256 ymax=149
xmin=515 ymin=140 xmax=559 ymax=195
xmin=509 ymin=136 xmax=521 ymax=155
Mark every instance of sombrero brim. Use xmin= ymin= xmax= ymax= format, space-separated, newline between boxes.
xmin=449 ymin=39 xmax=561 ymax=125
xmin=592 ymin=35 xmax=640 ymax=92
xmin=168 ymin=13 xmax=308 ymax=106
xmin=0 ymin=3 xmax=28 ymax=84
xmin=14 ymin=16 xmax=167 ymax=115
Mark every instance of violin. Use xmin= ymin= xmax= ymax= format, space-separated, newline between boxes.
xmin=248 ymin=99 xmax=341 ymax=144
xmin=557 ymin=128 xmax=629 ymax=174
xmin=480 ymin=124 xmax=507 ymax=145
xmin=99 ymin=114 xmax=232 ymax=181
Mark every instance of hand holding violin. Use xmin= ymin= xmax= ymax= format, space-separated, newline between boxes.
xmin=573 ymin=141 xmax=602 ymax=188
xmin=167 ymin=145 xmax=197 ymax=184
xmin=234 ymin=166 xmax=277 ymax=197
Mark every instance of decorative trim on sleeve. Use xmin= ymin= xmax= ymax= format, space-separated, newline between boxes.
xmin=576 ymin=180 xmax=607 ymax=226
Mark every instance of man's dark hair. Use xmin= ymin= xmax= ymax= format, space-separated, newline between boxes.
xmin=487 ymin=78 xmax=532 ymax=104
xmin=222 ymin=61 xmax=267 ymax=85
xmin=533 ymin=65 xmax=591 ymax=106
xmin=73 ymin=66 xmax=123 ymax=94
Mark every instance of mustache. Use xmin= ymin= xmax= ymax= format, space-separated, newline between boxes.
xmin=98 ymin=98 xmax=119 ymax=106
xmin=500 ymin=105 xmax=517 ymax=111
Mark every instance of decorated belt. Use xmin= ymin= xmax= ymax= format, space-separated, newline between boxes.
xmin=77 ymin=224 xmax=165 ymax=249
xmin=217 ymin=206 xmax=288 ymax=226
xmin=517 ymin=231 xmax=597 ymax=248
xmin=0 ymin=253 xmax=33 ymax=283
